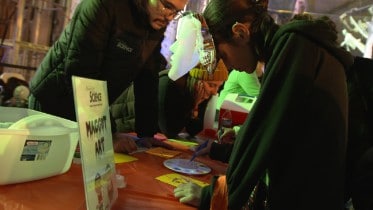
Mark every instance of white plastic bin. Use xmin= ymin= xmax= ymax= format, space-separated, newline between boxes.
xmin=0 ymin=106 xmax=79 ymax=185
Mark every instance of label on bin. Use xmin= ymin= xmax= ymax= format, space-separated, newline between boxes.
xmin=20 ymin=140 xmax=51 ymax=161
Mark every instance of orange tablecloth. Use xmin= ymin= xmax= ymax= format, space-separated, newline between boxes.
xmin=0 ymin=141 xmax=227 ymax=210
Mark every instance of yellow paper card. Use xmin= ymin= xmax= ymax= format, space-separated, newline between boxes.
xmin=114 ymin=153 xmax=138 ymax=163
xmin=167 ymin=139 xmax=199 ymax=147
xmin=156 ymin=173 xmax=209 ymax=187
xmin=145 ymin=147 xmax=181 ymax=158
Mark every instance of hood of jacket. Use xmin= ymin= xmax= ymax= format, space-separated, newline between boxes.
xmin=266 ymin=19 xmax=354 ymax=70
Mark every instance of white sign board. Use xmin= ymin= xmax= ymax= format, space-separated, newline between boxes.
xmin=72 ymin=76 xmax=118 ymax=210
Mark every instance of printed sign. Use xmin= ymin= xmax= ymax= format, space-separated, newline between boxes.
xmin=72 ymin=76 xmax=118 ymax=210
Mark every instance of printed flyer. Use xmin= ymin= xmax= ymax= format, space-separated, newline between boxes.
xmin=72 ymin=76 xmax=118 ymax=210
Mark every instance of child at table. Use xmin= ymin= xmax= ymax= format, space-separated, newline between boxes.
xmin=110 ymin=60 xmax=228 ymax=139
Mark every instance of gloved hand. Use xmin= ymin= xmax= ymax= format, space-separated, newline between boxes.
xmin=174 ymin=182 xmax=202 ymax=207
xmin=112 ymin=132 xmax=138 ymax=154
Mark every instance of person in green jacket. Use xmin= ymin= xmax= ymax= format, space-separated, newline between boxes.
xmin=173 ymin=0 xmax=354 ymax=209
xmin=216 ymin=62 xmax=262 ymax=110
xmin=27 ymin=0 xmax=188 ymax=154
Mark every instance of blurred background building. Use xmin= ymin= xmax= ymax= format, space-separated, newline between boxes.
xmin=0 ymin=0 xmax=372 ymax=83
xmin=0 ymin=0 xmax=81 ymax=82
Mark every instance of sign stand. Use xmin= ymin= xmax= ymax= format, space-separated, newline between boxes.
xmin=72 ymin=76 xmax=118 ymax=210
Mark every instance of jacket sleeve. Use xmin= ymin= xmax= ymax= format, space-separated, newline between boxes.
xmin=198 ymin=176 xmax=219 ymax=210
xmin=185 ymin=100 xmax=207 ymax=137
xmin=134 ymin=67 xmax=159 ymax=138
xmin=109 ymin=84 xmax=136 ymax=133
xmin=158 ymin=76 xmax=183 ymax=138
xmin=158 ymin=75 xmax=194 ymax=138
xmin=134 ymin=46 xmax=166 ymax=138
xmin=63 ymin=0 xmax=113 ymax=88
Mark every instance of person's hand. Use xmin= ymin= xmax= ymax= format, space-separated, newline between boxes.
xmin=218 ymin=127 xmax=236 ymax=144
xmin=193 ymin=139 xmax=214 ymax=156
xmin=112 ymin=132 xmax=138 ymax=154
xmin=174 ymin=182 xmax=202 ymax=207
xmin=137 ymin=137 xmax=174 ymax=150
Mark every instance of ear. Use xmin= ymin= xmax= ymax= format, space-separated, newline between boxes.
xmin=231 ymin=22 xmax=250 ymax=43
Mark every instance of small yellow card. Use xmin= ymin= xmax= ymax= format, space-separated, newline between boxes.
xmin=114 ymin=153 xmax=138 ymax=163
xmin=156 ymin=173 xmax=209 ymax=187
xmin=167 ymin=139 xmax=199 ymax=147
xmin=145 ymin=147 xmax=181 ymax=158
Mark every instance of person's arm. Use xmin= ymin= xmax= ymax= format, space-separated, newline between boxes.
xmin=63 ymin=0 xmax=114 ymax=86
xmin=237 ymin=71 xmax=261 ymax=97
xmin=185 ymin=100 xmax=207 ymax=137
xmin=134 ymin=67 xmax=159 ymax=138
xmin=158 ymin=75 xmax=192 ymax=138
xmin=199 ymin=183 xmax=214 ymax=210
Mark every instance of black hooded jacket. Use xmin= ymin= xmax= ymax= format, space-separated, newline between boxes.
xmin=200 ymin=19 xmax=354 ymax=210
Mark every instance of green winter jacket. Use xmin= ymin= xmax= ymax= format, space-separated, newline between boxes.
xmin=110 ymin=83 xmax=136 ymax=133
xmin=29 ymin=0 xmax=166 ymax=137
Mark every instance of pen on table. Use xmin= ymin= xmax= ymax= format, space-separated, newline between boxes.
xmin=189 ymin=140 xmax=209 ymax=162
xmin=122 ymin=133 xmax=141 ymax=141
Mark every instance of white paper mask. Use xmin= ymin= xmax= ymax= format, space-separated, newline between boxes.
xmin=168 ymin=12 xmax=217 ymax=81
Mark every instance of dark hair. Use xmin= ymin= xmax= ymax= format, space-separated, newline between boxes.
xmin=131 ymin=0 xmax=150 ymax=25
xmin=291 ymin=13 xmax=314 ymax=21
xmin=133 ymin=0 xmax=148 ymax=11
xmin=203 ymin=0 xmax=278 ymax=62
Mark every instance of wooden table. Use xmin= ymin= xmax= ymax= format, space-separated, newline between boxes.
xmin=0 ymin=141 xmax=227 ymax=210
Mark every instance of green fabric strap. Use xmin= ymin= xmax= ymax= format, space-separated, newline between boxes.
xmin=198 ymin=175 xmax=219 ymax=210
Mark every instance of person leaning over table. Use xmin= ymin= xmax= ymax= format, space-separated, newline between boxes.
xmin=27 ymin=0 xmax=189 ymax=154
xmin=173 ymin=0 xmax=354 ymax=209
xmin=110 ymin=59 xmax=228 ymax=139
